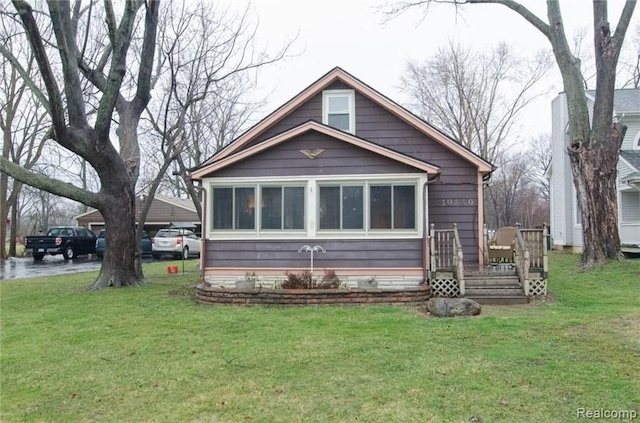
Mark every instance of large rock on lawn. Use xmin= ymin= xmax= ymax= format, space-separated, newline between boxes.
xmin=427 ymin=297 xmax=481 ymax=317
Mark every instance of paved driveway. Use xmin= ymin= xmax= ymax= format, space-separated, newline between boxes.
xmin=0 ymin=256 xmax=103 ymax=281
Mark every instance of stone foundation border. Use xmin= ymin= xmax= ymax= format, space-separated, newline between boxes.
xmin=195 ymin=284 xmax=431 ymax=306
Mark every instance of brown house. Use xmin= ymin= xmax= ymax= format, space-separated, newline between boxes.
xmin=74 ymin=194 xmax=199 ymax=235
xmin=191 ymin=67 xmax=493 ymax=288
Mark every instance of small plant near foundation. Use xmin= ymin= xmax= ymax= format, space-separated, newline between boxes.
xmin=282 ymin=269 xmax=341 ymax=289
xmin=320 ymin=270 xmax=341 ymax=287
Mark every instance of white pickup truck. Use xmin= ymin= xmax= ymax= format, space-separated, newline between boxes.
xmin=151 ymin=228 xmax=201 ymax=260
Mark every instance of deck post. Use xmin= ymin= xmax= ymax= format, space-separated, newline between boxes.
xmin=452 ymin=223 xmax=465 ymax=296
xmin=483 ymin=223 xmax=489 ymax=267
xmin=542 ymin=223 xmax=549 ymax=281
xmin=523 ymin=250 xmax=530 ymax=296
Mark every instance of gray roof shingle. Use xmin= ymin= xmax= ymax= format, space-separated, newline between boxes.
xmin=620 ymin=150 xmax=640 ymax=171
xmin=587 ymin=88 xmax=640 ymax=113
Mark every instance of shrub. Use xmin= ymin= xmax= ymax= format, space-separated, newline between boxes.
xmin=282 ymin=270 xmax=341 ymax=289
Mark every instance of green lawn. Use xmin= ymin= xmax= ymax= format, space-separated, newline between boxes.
xmin=1 ymin=254 xmax=639 ymax=422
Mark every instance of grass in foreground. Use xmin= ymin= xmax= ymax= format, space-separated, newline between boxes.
xmin=1 ymin=255 xmax=639 ymax=422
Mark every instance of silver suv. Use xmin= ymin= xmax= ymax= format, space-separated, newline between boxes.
xmin=151 ymin=229 xmax=201 ymax=260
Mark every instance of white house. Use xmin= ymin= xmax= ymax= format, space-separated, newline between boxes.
xmin=549 ymin=89 xmax=640 ymax=253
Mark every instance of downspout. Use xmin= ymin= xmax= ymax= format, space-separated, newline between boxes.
xmin=422 ymin=174 xmax=441 ymax=283
xmin=200 ymin=186 xmax=207 ymax=283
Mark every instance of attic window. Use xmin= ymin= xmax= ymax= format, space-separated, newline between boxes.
xmin=323 ymin=90 xmax=355 ymax=133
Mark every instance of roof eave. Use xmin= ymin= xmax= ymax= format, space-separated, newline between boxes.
xmin=192 ymin=121 xmax=441 ymax=180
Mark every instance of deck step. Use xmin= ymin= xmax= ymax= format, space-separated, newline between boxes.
xmin=466 ymin=271 xmax=517 ymax=277
xmin=465 ymin=277 xmax=521 ymax=287
xmin=465 ymin=287 xmax=524 ymax=296
xmin=464 ymin=273 xmax=527 ymax=304
xmin=466 ymin=295 xmax=529 ymax=305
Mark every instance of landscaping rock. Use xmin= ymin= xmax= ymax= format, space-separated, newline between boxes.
xmin=235 ymin=280 xmax=256 ymax=289
xmin=427 ymin=297 xmax=481 ymax=317
xmin=357 ymin=279 xmax=378 ymax=289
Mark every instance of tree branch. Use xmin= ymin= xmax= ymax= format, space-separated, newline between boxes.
xmin=132 ymin=0 xmax=160 ymax=115
xmin=0 ymin=156 xmax=100 ymax=207
xmin=12 ymin=0 xmax=66 ymax=139
xmin=93 ymin=0 xmax=140 ymax=141
xmin=0 ymin=45 xmax=51 ymax=115
xmin=468 ymin=0 xmax=551 ymax=37
xmin=613 ymin=0 xmax=638 ymax=49
xmin=384 ymin=0 xmax=551 ymax=36
xmin=47 ymin=1 xmax=88 ymax=129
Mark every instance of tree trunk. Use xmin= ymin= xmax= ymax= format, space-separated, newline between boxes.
xmin=568 ymin=125 xmax=625 ymax=265
xmin=1 ymin=123 xmax=10 ymax=260
xmin=8 ymin=180 xmax=23 ymax=257
xmin=9 ymin=196 xmax=18 ymax=257
xmin=90 ymin=181 xmax=141 ymax=290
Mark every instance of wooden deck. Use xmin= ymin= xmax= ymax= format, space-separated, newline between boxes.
xmin=429 ymin=224 xmax=548 ymax=304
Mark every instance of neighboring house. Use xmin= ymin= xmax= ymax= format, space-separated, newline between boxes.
xmin=75 ymin=194 xmax=200 ymax=235
xmin=191 ymin=67 xmax=494 ymax=288
xmin=549 ymin=88 xmax=640 ymax=253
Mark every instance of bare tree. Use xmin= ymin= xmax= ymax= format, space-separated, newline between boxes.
xmin=138 ymin=0 xmax=288 ymax=234
xmin=485 ymin=153 xmax=531 ymax=228
xmin=527 ymin=133 xmax=552 ymax=201
xmin=513 ymin=184 xmax=549 ymax=228
xmin=386 ymin=0 xmax=637 ymax=266
xmin=619 ymin=24 xmax=640 ymax=88
xmin=0 ymin=0 xmax=160 ymax=288
xmin=18 ymin=185 xmax=77 ymax=235
xmin=403 ymin=41 xmax=552 ymax=164
xmin=0 ymin=10 xmax=49 ymax=258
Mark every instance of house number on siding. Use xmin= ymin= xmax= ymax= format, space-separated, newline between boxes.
xmin=441 ymin=199 xmax=475 ymax=206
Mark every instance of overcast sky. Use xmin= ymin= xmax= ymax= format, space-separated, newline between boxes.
xmin=231 ymin=0 xmax=638 ymax=142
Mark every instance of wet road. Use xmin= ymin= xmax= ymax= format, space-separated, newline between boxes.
xmin=0 ymin=256 xmax=103 ymax=281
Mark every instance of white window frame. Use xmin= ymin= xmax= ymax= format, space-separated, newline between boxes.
xmin=369 ymin=183 xmax=418 ymax=231
xmin=206 ymin=174 xmax=425 ymax=240
xmin=620 ymin=190 xmax=640 ymax=223
xmin=317 ymin=183 xmax=365 ymax=231
xmin=260 ymin=185 xmax=306 ymax=231
xmin=315 ymin=177 xmax=421 ymax=238
xmin=209 ymin=181 xmax=307 ymax=237
xmin=211 ymin=185 xmax=257 ymax=232
xmin=322 ymin=89 xmax=355 ymax=134
xmin=571 ymin=181 xmax=581 ymax=227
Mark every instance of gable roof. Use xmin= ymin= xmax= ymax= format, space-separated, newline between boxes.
xmin=586 ymin=88 xmax=640 ymax=114
xmin=192 ymin=120 xmax=441 ymax=179
xmin=620 ymin=150 xmax=640 ymax=172
xmin=151 ymin=194 xmax=197 ymax=212
xmin=73 ymin=194 xmax=196 ymax=221
xmin=195 ymin=67 xmax=493 ymax=175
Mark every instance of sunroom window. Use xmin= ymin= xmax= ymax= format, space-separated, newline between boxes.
xmin=323 ymin=90 xmax=355 ymax=133
xmin=319 ymin=185 xmax=364 ymax=230
xmin=369 ymin=185 xmax=416 ymax=230
xmin=212 ymin=187 xmax=255 ymax=230
xmin=261 ymin=186 xmax=305 ymax=230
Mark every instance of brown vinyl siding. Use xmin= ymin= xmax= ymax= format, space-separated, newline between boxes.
xmin=76 ymin=197 xmax=199 ymax=235
xmin=205 ymin=239 xmax=423 ymax=269
xmin=142 ymin=200 xmax=198 ymax=223
xmin=212 ymin=132 xmax=422 ymax=178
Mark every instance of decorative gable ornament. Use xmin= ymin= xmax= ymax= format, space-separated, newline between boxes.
xmin=299 ymin=149 xmax=325 ymax=159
